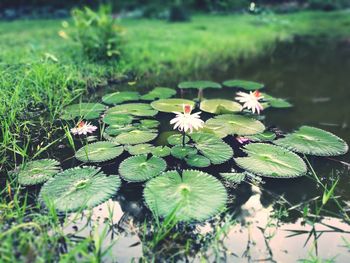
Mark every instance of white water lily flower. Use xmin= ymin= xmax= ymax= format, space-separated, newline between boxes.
xmin=235 ymin=90 xmax=264 ymax=114
xmin=71 ymin=121 xmax=97 ymax=135
xmin=170 ymin=104 xmax=204 ymax=133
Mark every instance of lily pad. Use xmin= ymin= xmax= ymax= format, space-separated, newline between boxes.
xmin=185 ymin=155 xmax=211 ymax=168
xmin=39 ymin=167 xmax=121 ymax=212
xmin=151 ymin=99 xmax=195 ymax=113
xmin=139 ymin=119 xmax=160 ymax=129
xmin=102 ymin=114 xmax=134 ymax=126
xmin=274 ymin=126 xmax=349 ymax=156
xmin=246 ymin=131 xmax=276 ymax=142
xmin=263 ymin=93 xmax=292 ymax=108
xmin=200 ymin=99 xmax=241 ymax=114
xmin=144 ymin=170 xmax=227 ymax=222
xmin=235 ymin=143 xmax=307 ymax=178
xmin=171 ymin=145 xmax=198 ymax=159
xmin=178 ymin=81 xmax=222 ymax=90
xmin=119 ymin=155 xmax=167 ymax=182
xmin=167 ymin=134 xmax=190 ymax=146
xmin=220 ymin=172 xmax=246 ymax=184
xmin=141 ymin=87 xmax=176 ymax=100
xmin=75 ymin=142 xmax=124 ymax=163
xmin=17 ymin=159 xmax=60 ymax=186
xmin=106 ymin=103 xmax=158 ymax=117
xmin=151 ymin=146 xmax=171 ymax=157
xmin=191 ymin=132 xmax=233 ymax=164
xmin=102 ymin=91 xmax=140 ymax=105
xmin=223 ymin=79 xmax=264 ymax=90
xmin=115 ymin=130 xmax=158 ymax=145
xmin=205 ymin=114 xmax=265 ymax=136
xmin=61 ymin=103 xmax=105 ymax=120
xmin=126 ymin=144 xmax=154 ymax=155
xmin=105 ymin=125 xmax=135 ymax=136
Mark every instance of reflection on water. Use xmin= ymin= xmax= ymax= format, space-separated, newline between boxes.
xmin=56 ymin=36 xmax=350 ymax=262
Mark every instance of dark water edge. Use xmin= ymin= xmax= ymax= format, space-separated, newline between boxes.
xmin=3 ymin=36 xmax=350 ymax=262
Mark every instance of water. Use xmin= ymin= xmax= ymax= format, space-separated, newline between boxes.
xmin=23 ymin=36 xmax=350 ymax=262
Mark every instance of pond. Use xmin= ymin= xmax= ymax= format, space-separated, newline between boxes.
xmin=13 ymin=36 xmax=350 ymax=262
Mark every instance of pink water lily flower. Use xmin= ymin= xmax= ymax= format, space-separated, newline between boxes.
xmin=170 ymin=104 xmax=204 ymax=133
xmin=235 ymin=90 xmax=264 ymax=114
xmin=236 ymin=136 xmax=250 ymax=144
xmin=70 ymin=121 xmax=97 ymax=135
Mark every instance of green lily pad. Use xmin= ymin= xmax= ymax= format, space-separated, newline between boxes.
xmin=102 ymin=91 xmax=140 ymax=105
xmin=61 ymin=103 xmax=105 ymax=120
xmin=17 ymin=159 xmax=60 ymax=186
xmin=274 ymin=126 xmax=349 ymax=156
xmin=235 ymin=143 xmax=307 ymax=178
xmin=39 ymin=167 xmax=121 ymax=212
xmin=105 ymin=125 xmax=135 ymax=136
xmin=205 ymin=114 xmax=265 ymax=136
xmin=102 ymin=114 xmax=134 ymax=126
xmin=151 ymin=146 xmax=171 ymax=157
xmin=115 ymin=130 xmax=158 ymax=145
xmin=141 ymin=87 xmax=177 ymax=100
xmin=178 ymin=81 xmax=222 ymax=90
xmin=75 ymin=142 xmax=124 ymax=163
xmin=171 ymin=145 xmax=198 ymax=159
xmin=191 ymin=132 xmax=233 ymax=165
xmin=139 ymin=119 xmax=160 ymax=129
xmin=200 ymin=99 xmax=241 ymax=114
xmin=126 ymin=144 xmax=154 ymax=155
xmin=106 ymin=103 xmax=158 ymax=117
xmin=220 ymin=172 xmax=246 ymax=184
xmin=144 ymin=170 xmax=227 ymax=222
xmin=185 ymin=155 xmax=211 ymax=168
xmin=151 ymin=99 xmax=195 ymax=113
xmin=119 ymin=155 xmax=167 ymax=182
xmin=223 ymin=79 xmax=264 ymax=90
xmin=246 ymin=131 xmax=276 ymax=142
xmin=167 ymin=134 xmax=190 ymax=146
xmin=263 ymin=93 xmax=292 ymax=108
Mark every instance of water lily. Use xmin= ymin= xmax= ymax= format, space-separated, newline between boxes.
xmin=70 ymin=121 xmax=97 ymax=135
xmin=236 ymin=136 xmax=250 ymax=144
xmin=235 ymin=90 xmax=264 ymax=114
xmin=170 ymin=104 xmax=204 ymax=134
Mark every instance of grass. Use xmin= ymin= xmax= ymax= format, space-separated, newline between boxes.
xmin=1 ymin=9 xmax=350 ymax=262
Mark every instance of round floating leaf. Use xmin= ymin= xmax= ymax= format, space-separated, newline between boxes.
xmin=75 ymin=142 xmax=124 ymax=163
xmin=178 ymin=81 xmax=222 ymax=90
xmin=235 ymin=143 xmax=307 ymax=178
xmin=119 ymin=155 xmax=166 ymax=182
xmin=139 ymin=119 xmax=160 ymax=129
xmin=39 ymin=167 xmax=121 ymax=212
xmin=106 ymin=103 xmax=158 ymax=117
xmin=185 ymin=155 xmax=210 ymax=168
xmin=17 ymin=159 xmax=60 ymax=186
xmin=223 ymin=79 xmax=264 ymax=90
xmin=141 ymin=87 xmax=177 ymax=100
xmin=220 ymin=172 xmax=246 ymax=184
xmin=61 ymin=103 xmax=105 ymax=120
xmin=126 ymin=144 xmax=154 ymax=155
xmin=205 ymin=114 xmax=265 ymax=136
xmin=151 ymin=146 xmax=171 ymax=157
xmin=191 ymin=132 xmax=233 ymax=165
xmin=102 ymin=91 xmax=140 ymax=105
xmin=167 ymin=134 xmax=190 ymax=146
xmin=274 ymin=126 xmax=349 ymax=156
xmin=246 ymin=131 xmax=276 ymax=142
xmin=144 ymin=170 xmax=227 ymax=222
xmin=105 ymin=125 xmax=135 ymax=136
xmin=200 ymin=99 xmax=241 ymax=114
xmin=151 ymin=99 xmax=195 ymax=113
xmin=115 ymin=130 xmax=158 ymax=145
xmin=171 ymin=145 xmax=198 ymax=159
xmin=102 ymin=114 xmax=134 ymax=126
xmin=263 ymin=93 xmax=292 ymax=108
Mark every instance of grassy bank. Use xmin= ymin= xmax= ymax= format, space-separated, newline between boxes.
xmin=1 ymin=10 xmax=350 ymax=168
